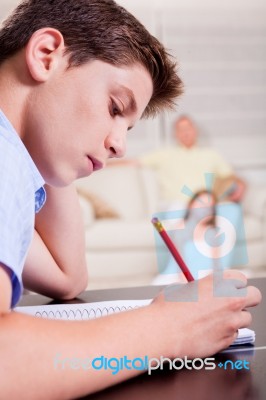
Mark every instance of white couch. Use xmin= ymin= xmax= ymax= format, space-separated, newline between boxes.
xmin=76 ymin=166 xmax=266 ymax=289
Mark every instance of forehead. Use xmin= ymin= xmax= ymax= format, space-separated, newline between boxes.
xmin=68 ymin=60 xmax=153 ymax=118
xmin=176 ymin=118 xmax=193 ymax=129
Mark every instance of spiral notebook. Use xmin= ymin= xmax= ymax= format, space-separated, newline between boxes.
xmin=14 ymin=299 xmax=151 ymax=320
xmin=14 ymin=299 xmax=255 ymax=345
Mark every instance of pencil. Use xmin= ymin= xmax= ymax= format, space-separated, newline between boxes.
xmin=151 ymin=217 xmax=194 ymax=282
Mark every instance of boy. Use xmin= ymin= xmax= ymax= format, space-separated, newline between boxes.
xmin=0 ymin=1 xmax=261 ymax=398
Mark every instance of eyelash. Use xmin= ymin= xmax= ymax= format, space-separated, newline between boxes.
xmin=110 ymin=99 xmax=123 ymax=117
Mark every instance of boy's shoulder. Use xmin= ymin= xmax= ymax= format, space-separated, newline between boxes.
xmin=0 ymin=124 xmax=30 ymax=184
xmin=0 ymin=120 xmax=45 ymax=194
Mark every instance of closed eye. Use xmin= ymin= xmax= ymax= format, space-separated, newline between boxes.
xmin=109 ymin=98 xmax=134 ymax=131
xmin=110 ymin=99 xmax=123 ymax=117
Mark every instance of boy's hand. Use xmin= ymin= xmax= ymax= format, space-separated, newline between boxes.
xmin=151 ymin=270 xmax=261 ymax=358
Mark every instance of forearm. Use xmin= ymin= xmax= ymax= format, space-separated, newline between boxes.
xmin=23 ymin=229 xmax=87 ymax=299
xmin=0 ymin=265 xmax=12 ymax=312
xmin=0 ymin=305 xmax=166 ymax=399
xmin=23 ymin=184 xmax=88 ymax=298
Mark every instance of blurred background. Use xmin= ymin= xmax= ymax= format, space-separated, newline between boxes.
xmin=1 ymin=0 xmax=266 ymax=289
xmin=119 ymin=0 xmax=266 ymax=185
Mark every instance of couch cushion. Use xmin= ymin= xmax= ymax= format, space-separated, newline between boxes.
xmin=242 ymin=184 xmax=266 ymax=218
xmin=85 ymin=215 xmax=263 ymax=251
xmin=85 ymin=220 xmax=155 ymax=250
xmin=76 ymin=166 xmax=147 ymax=220
xmin=77 ymin=188 xmax=120 ymax=219
xmin=243 ymin=215 xmax=263 ymax=241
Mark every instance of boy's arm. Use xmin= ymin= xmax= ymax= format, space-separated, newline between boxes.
xmin=22 ymin=184 xmax=88 ymax=299
xmin=0 ymin=264 xmax=12 ymax=312
xmin=0 ymin=270 xmax=261 ymax=399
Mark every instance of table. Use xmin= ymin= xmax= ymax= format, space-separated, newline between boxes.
xmin=19 ymin=278 xmax=266 ymax=400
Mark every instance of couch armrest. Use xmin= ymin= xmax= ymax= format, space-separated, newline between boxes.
xmin=78 ymin=195 xmax=95 ymax=227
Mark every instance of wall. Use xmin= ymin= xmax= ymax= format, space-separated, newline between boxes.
xmin=1 ymin=0 xmax=266 ymax=182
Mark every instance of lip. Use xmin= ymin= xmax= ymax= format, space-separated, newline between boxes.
xmin=87 ymin=156 xmax=103 ymax=172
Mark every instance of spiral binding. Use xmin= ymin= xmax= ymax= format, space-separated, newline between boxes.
xmin=35 ymin=305 xmax=139 ymax=320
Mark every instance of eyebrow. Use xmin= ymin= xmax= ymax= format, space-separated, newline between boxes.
xmin=114 ymin=85 xmax=138 ymax=131
xmin=118 ymin=86 xmax=138 ymax=131
xmin=120 ymin=86 xmax=138 ymax=114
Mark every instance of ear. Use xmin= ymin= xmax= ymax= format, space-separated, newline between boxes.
xmin=25 ymin=28 xmax=65 ymax=82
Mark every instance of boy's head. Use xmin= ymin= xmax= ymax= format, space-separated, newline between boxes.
xmin=0 ymin=0 xmax=183 ymax=118
xmin=0 ymin=0 xmax=183 ymax=187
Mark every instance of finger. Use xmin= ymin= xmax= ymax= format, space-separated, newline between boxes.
xmin=239 ymin=310 xmax=252 ymax=328
xmin=244 ymin=286 xmax=262 ymax=308
xmin=222 ymin=269 xmax=248 ymax=288
xmin=222 ymin=331 xmax=239 ymax=349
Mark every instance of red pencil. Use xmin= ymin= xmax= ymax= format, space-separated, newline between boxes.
xmin=151 ymin=217 xmax=194 ymax=282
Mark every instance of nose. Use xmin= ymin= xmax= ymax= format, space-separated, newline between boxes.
xmin=105 ymin=126 xmax=127 ymax=159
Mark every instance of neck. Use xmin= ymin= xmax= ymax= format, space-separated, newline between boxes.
xmin=0 ymin=56 xmax=30 ymax=139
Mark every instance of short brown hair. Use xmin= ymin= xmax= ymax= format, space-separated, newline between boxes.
xmin=0 ymin=0 xmax=183 ymax=118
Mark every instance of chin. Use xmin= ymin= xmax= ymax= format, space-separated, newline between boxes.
xmin=44 ymin=170 xmax=76 ymax=188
